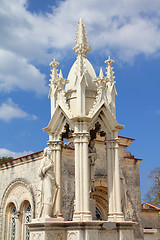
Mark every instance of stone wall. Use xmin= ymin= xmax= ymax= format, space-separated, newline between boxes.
xmin=119 ymin=137 xmax=144 ymax=240
xmin=0 ymin=152 xmax=43 ymax=240
xmin=0 ymin=136 xmax=145 ymax=240
xmin=142 ymin=210 xmax=160 ymax=240
xmin=62 ymin=147 xmax=75 ymax=220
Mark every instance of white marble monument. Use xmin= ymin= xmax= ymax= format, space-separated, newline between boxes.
xmin=28 ymin=18 xmax=136 ymax=240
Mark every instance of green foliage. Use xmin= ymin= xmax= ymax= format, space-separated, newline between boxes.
xmin=0 ymin=156 xmax=13 ymax=164
xmin=143 ymin=167 xmax=160 ymax=207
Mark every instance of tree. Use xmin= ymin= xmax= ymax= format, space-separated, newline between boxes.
xmin=143 ymin=167 xmax=160 ymax=207
xmin=0 ymin=156 xmax=13 ymax=164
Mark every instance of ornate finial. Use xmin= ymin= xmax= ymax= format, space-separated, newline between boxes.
xmin=73 ymin=18 xmax=91 ymax=58
xmin=49 ymin=60 xmax=68 ymax=90
xmin=49 ymin=59 xmax=59 ymax=84
xmin=105 ymin=57 xmax=117 ymax=117
xmin=105 ymin=56 xmax=115 ymax=83
xmin=49 ymin=58 xmax=59 ymax=68
xmin=49 ymin=59 xmax=71 ymax=117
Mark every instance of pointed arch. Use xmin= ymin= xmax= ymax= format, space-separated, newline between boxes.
xmin=89 ymin=102 xmax=123 ymax=135
xmin=43 ymin=104 xmax=73 ymax=139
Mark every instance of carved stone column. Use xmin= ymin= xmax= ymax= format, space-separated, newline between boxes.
xmin=55 ymin=141 xmax=63 ymax=218
xmin=106 ymin=132 xmax=124 ymax=222
xmin=48 ymin=139 xmax=63 ymax=219
xmin=73 ymin=122 xmax=92 ymax=221
xmin=113 ymin=133 xmax=123 ymax=218
xmin=105 ymin=137 xmax=113 ymax=216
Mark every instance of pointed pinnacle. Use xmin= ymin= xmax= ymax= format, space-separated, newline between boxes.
xmin=105 ymin=56 xmax=115 ymax=82
xmin=59 ymin=69 xmax=63 ymax=78
xmin=99 ymin=67 xmax=104 ymax=78
xmin=73 ymin=18 xmax=91 ymax=57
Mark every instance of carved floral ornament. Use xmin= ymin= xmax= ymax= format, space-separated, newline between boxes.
xmin=68 ymin=232 xmax=78 ymax=240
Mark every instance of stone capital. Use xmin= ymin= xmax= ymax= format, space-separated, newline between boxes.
xmin=47 ymin=140 xmax=63 ymax=149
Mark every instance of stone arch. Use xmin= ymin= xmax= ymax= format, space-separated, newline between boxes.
xmin=1 ymin=178 xmax=35 ymax=214
xmin=92 ymin=178 xmax=108 ymax=220
xmin=3 ymin=202 xmax=16 ymax=240
xmin=0 ymin=179 xmax=35 ymax=240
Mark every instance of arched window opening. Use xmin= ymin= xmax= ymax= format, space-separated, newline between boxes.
xmin=96 ymin=206 xmax=103 ymax=220
xmin=10 ymin=206 xmax=16 ymax=240
xmin=24 ymin=203 xmax=31 ymax=240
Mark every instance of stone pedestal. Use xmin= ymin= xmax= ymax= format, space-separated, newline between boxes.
xmin=28 ymin=220 xmax=136 ymax=240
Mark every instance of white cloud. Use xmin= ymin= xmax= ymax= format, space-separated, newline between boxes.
xmin=0 ymin=98 xmax=37 ymax=122
xmin=0 ymin=0 xmax=160 ymax=93
xmin=0 ymin=148 xmax=33 ymax=158
xmin=1 ymin=0 xmax=160 ymax=60
xmin=0 ymin=49 xmax=48 ymax=94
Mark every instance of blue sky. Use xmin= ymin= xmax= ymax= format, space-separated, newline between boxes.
xmin=0 ymin=0 xmax=160 ymax=201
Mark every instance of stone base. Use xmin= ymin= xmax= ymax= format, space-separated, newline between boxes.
xmin=73 ymin=211 xmax=92 ymax=221
xmin=28 ymin=220 xmax=136 ymax=240
xmin=108 ymin=212 xmax=124 ymax=222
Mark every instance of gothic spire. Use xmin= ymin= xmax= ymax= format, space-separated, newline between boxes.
xmin=73 ymin=18 xmax=91 ymax=58
xmin=49 ymin=58 xmax=59 ymax=85
xmin=105 ymin=56 xmax=115 ymax=83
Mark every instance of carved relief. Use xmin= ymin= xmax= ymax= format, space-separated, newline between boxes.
xmin=68 ymin=232 xmax=78 ymax=240
xmin=46 ymin=232 xmax=63 ymax=240
xmin=31 ymin=232 xmax=44 ymax=240
xmin=63 ymin=141 xmax=75 ymax=149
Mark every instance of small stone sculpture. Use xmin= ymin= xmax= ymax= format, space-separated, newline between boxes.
xmin=38 ymin=147 xmax=58 ymax=218
xmin=120 ymin=170 xmax=128 ymax=214
xmin=88 ymin=140 xmax=97 ymax=193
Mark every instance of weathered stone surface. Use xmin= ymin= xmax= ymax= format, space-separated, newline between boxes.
xmin=0 ymin=138 xmax=144 ymax=240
